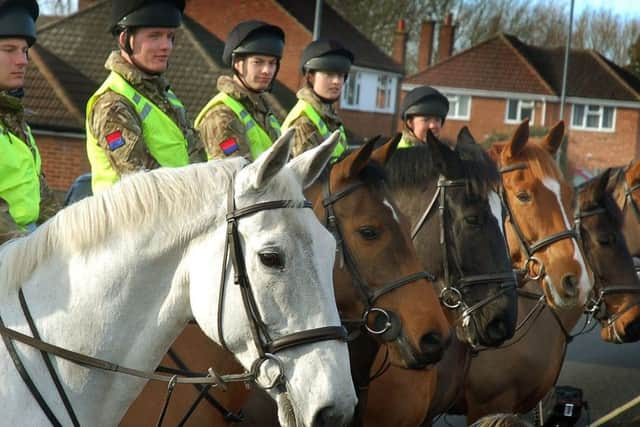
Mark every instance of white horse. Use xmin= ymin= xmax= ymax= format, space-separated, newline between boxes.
xmin=0 ymin=131 xmax=357 ymax=427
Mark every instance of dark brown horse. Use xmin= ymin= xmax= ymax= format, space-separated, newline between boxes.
xmin=610 ymin=160 xmax=640 ymax=275
xmin=455 ymin=121 xmax=640 ymax=423
xmin=119 ymin=136 xmax=451 ymax=426
xmin=362 ymin=127 xmax=518 ymax=426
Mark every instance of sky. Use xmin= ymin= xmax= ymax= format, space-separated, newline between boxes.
xmin=573 ymin=0 xmax=640 ymax=18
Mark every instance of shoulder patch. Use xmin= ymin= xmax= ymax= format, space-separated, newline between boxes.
xmin=105 ymin=130 xmax=125 ymax=151
xmin=219 ymin=137 xmax=239 ymax=156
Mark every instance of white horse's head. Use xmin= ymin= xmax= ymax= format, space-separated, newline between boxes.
xmin=188 ymin=130 xmax=357 ymax=426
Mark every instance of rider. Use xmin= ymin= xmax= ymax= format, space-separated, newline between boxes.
xmin=195 ymin=20 xmax=284 ymax=160
xmin=86 ymin=0 xmax=202 ymax=194
xmin=399 ymin=85 xmax=450 ymax=148
xmin=0 ymin=0 xmax=59 ymax=243
xmin=281 ymin=39 xmax=353 ymax=160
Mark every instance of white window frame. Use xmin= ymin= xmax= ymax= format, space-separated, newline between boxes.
xmin=505 ymin=99 xmax=535 ymax=124
xmin=570 ymin=103 xmax=616 ymax=132
xmin=444 ymin=93 xmax=471 ymax=120
xmin=341 ymin=70 xmax=362 ymax=109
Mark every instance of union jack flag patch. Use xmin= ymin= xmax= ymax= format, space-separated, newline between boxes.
xmin=219 ymin=137 xmax=239 ymax=156
xmin=105 ymin=130 xmax=125 ymax=151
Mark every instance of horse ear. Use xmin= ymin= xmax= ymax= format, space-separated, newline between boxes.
xmin=288 ymin=129 xmax=341 ymax=189
xmin=335 ymin=135 xmax=375 ymax=181
xmin=595 ymin=168 xmax=613 ymax=201
xmin=250 ymin=128 xmax=294 ymax=189
xmin=627 ymin=160 xmax=640 ymax=185
xmin=457 ymin=126 xmax=476 ymax=145
xmin=370 ymin=133 xmax=401 ymax=166
xmin=540 ymin=120 xmax=565 ymax=156
xmin=505 ymin=119 xmax=529 ymax=159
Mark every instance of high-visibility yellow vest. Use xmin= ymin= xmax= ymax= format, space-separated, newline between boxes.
xmin=195 ymin=92 xmax=280 ymax=160
xmin=0 ymin=123 xmax=41 ymax=229
xmin=398 ymin=137 xmax=415 ymax=148
xmin=86 ymin=71 xmax=189 ymax=193
xmin=282 ymin=99 xmax=347 ymax=160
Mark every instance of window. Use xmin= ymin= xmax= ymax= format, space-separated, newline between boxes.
xmin=505 ymin=99 xmax=535 ymax=124
xmin=571 ymin=104 xmax=615 ymax=131
xmin=376 ymin=74 xmax=392 ymax=109
xmin=445 ymin=94 xmax=471 ymax=120
xmin=342 ymin=71 xmax=361 ymax=108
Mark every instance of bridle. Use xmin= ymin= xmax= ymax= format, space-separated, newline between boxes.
xmin=574 ymin=192 xmax=640 ymax=342
xmin=321 ymin=178 xmax=434 ymax=341
xmin=0 ymin=172 xmax=347 ymax=427
xmin=410 ymin=175 xmax=516 ymax=322
xmin=621 ymin=176 xmax=640 ymax=276
xmin=499 ymin=163 xmax=579 ymax=282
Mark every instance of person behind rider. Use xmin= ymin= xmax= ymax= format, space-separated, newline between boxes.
xmin=399 ymin=85 xmax=450 ymax=148
xmin=0 ymin=0 xmax=59 ymax=243
xmin=281 ymin=39 xmax=353 ymax=160
xmin=195 ymin=20 xmax=284 ymax=161
xmin=85 ymin=0 xmax=202 ymax=194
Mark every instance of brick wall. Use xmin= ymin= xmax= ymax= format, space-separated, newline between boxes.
xmin=35 ymin=133 xmax=89 ymax=191
xmin=338 ymin=109 xmax=396 ymax=139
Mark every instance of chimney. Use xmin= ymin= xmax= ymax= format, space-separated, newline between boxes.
xmin=437 ymin=13 xmax=455 ymax=63
xmin=392 ymin=19 xmax=407 ymax=71
xmin=418 ymin=20 xmax=435 ymax=71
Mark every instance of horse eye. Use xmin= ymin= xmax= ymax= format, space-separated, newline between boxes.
xmin=596 ymin=233 xmax=616 ymax=245
xmin=358 ymin=226 xmax=379 ymax=240
xmin=259 ymin=251 xmax=285 ymax=270
xmin=464 ymin=215 xmax=482 ymax=226
xmin=516 ymin=191 xmax=531 ymax=202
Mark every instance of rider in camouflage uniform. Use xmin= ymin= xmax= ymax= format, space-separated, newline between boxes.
xmin=398 ymin=86 xmax=450 ymax=148
xmin=0 ymin=0 xmax=59 ymax=244
xmin=195 ymin=21 xmax=284 ymax=161
xmin=282 ymin=39 xmax=353 ymax=160
xmin=86 ymin=0 xmax=202 ymax=194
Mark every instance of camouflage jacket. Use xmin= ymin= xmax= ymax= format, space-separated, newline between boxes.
xmin=288 ymin=86 xmax=344 ymax=158
xmin=87 ymin=51 xmax=204 ymax=175
xmin=0 ymin=90 xmax=60 ymax=243
xmin=198 ymin=75 xmax=279 ymax=160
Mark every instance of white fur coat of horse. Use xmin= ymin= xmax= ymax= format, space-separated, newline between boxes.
xmin=0 ymin=131 xmax=357 ymax=426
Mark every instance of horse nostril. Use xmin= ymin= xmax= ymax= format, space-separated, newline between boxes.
xmin=486 ymin=316 xmax=509 ymax=343
xmin=419 ymin=332 xmax=444 ymax=363
xmin=313 ymin=406 xmax=345 ymax=427
xmin=562 ymin=274 xmax=578 ymax=297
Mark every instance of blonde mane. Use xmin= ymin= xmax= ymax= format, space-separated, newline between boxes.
xmin=0 ymin=158 xmax=246 ymax=295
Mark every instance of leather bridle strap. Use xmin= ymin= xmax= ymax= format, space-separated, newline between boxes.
xmin=623 ymin=180 xmax=640 ymax=222
xmin=368 ymin=271 xmax=436 ymax=302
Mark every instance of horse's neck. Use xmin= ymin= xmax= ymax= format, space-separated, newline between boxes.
xmin=3 ymin=183 xmax=229 ymax=425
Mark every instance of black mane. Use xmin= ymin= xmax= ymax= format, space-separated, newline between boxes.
xmin=384 ymin=139 xmax=500 ymax=196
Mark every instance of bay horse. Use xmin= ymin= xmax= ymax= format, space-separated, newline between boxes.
xmin=120 ymin=135 xmax=451 ymax=426
xmin=362 ymin=127 xmax=519 ymax=426
xmin=609 ymin=160 xmax=640 ymax=275
xmin=455 ymin=120 xmax=640 ymax=423
xmin=0 ymin=132 xmax=358 ymax=427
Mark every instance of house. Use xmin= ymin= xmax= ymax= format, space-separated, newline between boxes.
xmin=26 ymin=0 xmax=404 ymax=191
xmin=401 ymin=29 xmax=640 ymax=175
xmin=184 ymin=0 xmax=404 ymax=138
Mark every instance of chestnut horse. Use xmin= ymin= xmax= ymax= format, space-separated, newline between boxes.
xmin=119 ymin=136 xmax=451 ymax=426
xmin=454 ymin=121 xmax=640 ymax=423
xmin=361 ymin=127 xmax=519 ymax=426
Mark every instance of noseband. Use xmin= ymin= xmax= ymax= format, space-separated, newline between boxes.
xmin=322 ymin=178 xmax=433 ymax=341
xmin=411 ymin=176 xmax=516 ymax=322
xmin=216 ymin=176 xmax=347 ymax=387
xmin=499 ymin=163 xmax=578 ymax=281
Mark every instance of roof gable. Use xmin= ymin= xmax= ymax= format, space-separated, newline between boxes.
xmin=274 ymin=0 xmax=402 ymax=74
xmin=404 ymin=34 xmax=554 ymax=95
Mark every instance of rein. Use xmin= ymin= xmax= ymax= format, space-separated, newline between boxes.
xmin=412 ymin=175 xmax=516 ymax=323
xmin=0 ymin=172 xmax=347 ymax=427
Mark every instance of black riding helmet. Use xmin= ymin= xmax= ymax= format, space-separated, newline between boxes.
xmin=300 ymin=39 xmax=354 ymax=75
xmin=222 ymin=20 xmax=285 ymax=67
xmin=401 ymin=86 xmax=449 ymax=124
xmin=0 ymin=0 xmax=39 ymax=47
xmin=110 ymin=0 xmax=185 ymax=35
